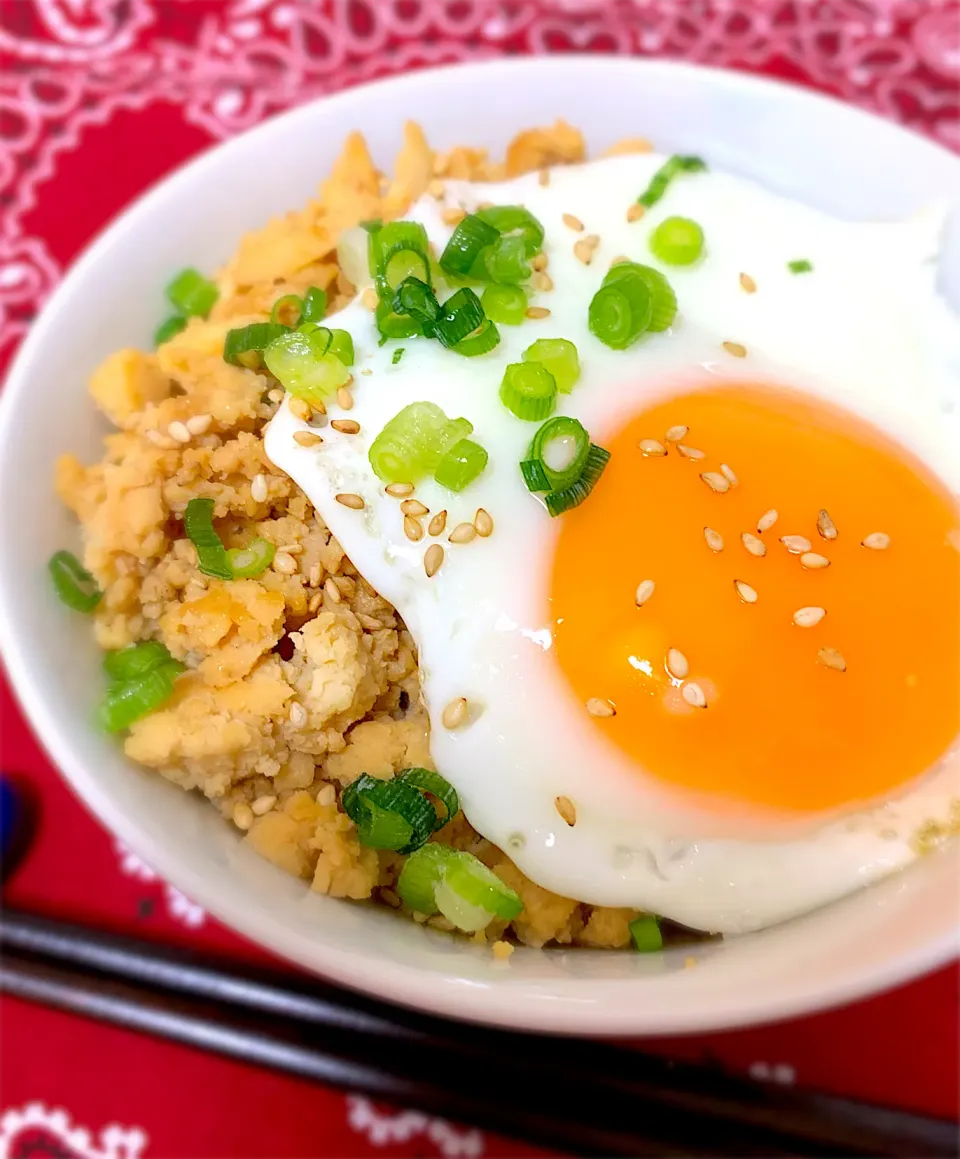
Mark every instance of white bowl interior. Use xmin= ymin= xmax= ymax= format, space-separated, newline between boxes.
xmin=1 ymin=58 xmax=958 ymax=1035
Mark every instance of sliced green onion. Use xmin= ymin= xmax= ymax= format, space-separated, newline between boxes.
xmin=370 ymin=221 xmax=431 ymax=294
xmin=392 ymin=347 xmax=405 ymax=365
xmin=375 ymin=298 xmax=424 ymax=342
xmin=226 ymin=537 xmax=276 ymax=579
xmin=104 ymin=640 xmax=173 ymax=682
xmin=270 ymin=293 xmax=302 ymax=327
xmin=223 ymin=322 xmax=290 ymax=366
xmin=369 ymin=402 xmax=473 ymax=483
xmin=395 ymin=768 xmax=459 ymax=830
xmin=483 ymin=234 xmax=530 ymax=285
xmin=49 ymin=550 xmax=101 ymax=613
xmin=522 ymin=338 xmax=580 ymax=394
xmin=649 ymin=216 xmax=704 ymax=266
xmin=397 ymin=845 xmax=523 ymax=930
xmin=441 ymin=852 xmax=523 ymax=922
xmin=434 ymin=438 xmax=488 ymax=491
xmin=544 ymin=444 xmax=611 ymax=516
xmin=526 ymin=416 xmax=591 ymax=492
xmin=183 ymin=497 xmax=232 ymax=580
xmin=300 ymin=286 xmax=328 ymax=322
xmin=385 ymin=249 xmax=431 ymax=292
xmin=326 ymin=329 xmax=354 ymax=366
xmin=341 ymin=772 xmax=437 ymax=853
xmin=629 ymin=914 xmax=663 ymax=952
xmin=439 ymin=214 xmax=500 ymax=276
xmin=520 ymin=458 xmax=551 ymax=492
xmin=481 ymin=284 xmax=527 ymax=325
xmin=393 ymin=277 xmax=441 ymax=328
xmin=433 ymin=288 xmax=485 ymax=349
xmin=788 ymin=258 xmax=813 ymax=274
xmin=166 ymin=268 xmax=219 ymax=318
xmin=453 ymin=318 xmax=500 ymax=358
xmin=397 ymin=843 xmax=448 ymax=914
xmin=499 ymin=362 xmax=557 ymax=422
xmin=296 ymin=325 xmax=332 ymax=356
xmin=360 ymin=218 xmax=382 ymax=234
xmin=155 ymin=316 xmax=186 ymax=347
xmin=100 ymin=659 xmax=184 ymax=733
xmin=264 ymin=330 xmax=351 ymax=400
xmin=636 ymin=155 xmax=707 ymax=209
xmin=589 ymin=278 xmax=652 ymax=350
xmin=604 ymin=263 xmax=677 ymax=332
xmin=475 ymin=205 xmax=545 ymax=258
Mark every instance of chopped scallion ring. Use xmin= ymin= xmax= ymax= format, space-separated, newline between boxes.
xmin=636 ymin=155 xmax=707 ymax=209
xmin=603 ymin=262 xmax=677 ymax=332
xmin=368 ymin=401 xmax=473 ymax=483
xmin=588 ymin=282 xmax=649 ymax=350
xmin=226 ymin=537 xmax=276 ymax=579
xmin=370 ymin=221 xmax=431 ymax=296
xmin=375 ymin=299 xmax=424 ymax=342
xmin=629 ymin=914 xmax=663 ymax=952
xmin=453 ymin=318 xmax=500 ymax=357
xmin=270 ymin=294 xmax=303 ymax=327
xmin=499 ymin=362 xmax=558 ymax=422
xmin=341 ymin=772 xmax=438 ymax=853
xmin=165 ymin=268 xmax=219 ymax=318
xmin=475 ymin=205 xmax=545 ymax=258
xmin=183 ymin=497 xmax=233 ymax=580
xmin=524 ymin=416 xmax=591 ymax=492
xmin=104 ymin=640 xmax=174 ymax=683
xmin=155 ymin=316 xmax=187 ymax=347
xmin=100 ymin=659 xmax=184 ymax=733
xmin=49 ymin=550 xmax=101 ymax=613
xmin=433 ymin=287 xmax=485 ymax=349
xmin=434 ymin=437 xmax=489 ymax=491
xmin=264 ymin=330 xmax=352 ymax=400
xmin=481 ymin=284 xmax=528 ymax=325
xmin=328 ymin=329 xmax=355 ymax=366
xmin=397 ymin=844 xmax=523 ymax=930
xmin=439 ymin=214 xmax=500 ymax=277
xmin=521 ymin=338 xmax=580 ymax=393
xmin=649 ymin=216 xmax=704 ymax=266
xmin=393 ymin=277 xmax=441 ymax=328
xmin=481 ymin=234 xmax=530 ymax=285
xmin=223 ymin=322 xmax=291 ymax=366
xmin=299 ymin=286 xmax=328 ymax=322
xmin=395 ymin=768 xmax=459 ymax=831
xmin=544 ymin=444 xmax=611 ymax=516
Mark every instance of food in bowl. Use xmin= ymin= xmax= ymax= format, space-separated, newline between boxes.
xmin=50 ymin=119 xmax=960 ymax=954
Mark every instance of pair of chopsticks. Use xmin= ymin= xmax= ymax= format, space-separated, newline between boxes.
xmin=2 ymin=909 xmax=955 ymax=1157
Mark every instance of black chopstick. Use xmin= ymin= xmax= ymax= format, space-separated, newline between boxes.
xmin=1 ymin=909 xmax=955 ymax=1157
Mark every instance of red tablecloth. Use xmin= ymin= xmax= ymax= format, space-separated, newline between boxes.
xmin=2 ymin=3 xmax=959 ymax=1156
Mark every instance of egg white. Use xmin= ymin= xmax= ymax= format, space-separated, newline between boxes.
xmin=266 ymin=152 xmax=960 ymax=934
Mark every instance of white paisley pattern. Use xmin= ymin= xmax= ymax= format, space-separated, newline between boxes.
xmin=346 ymin=1096 xmax=485 ymax=1158
xmin=0 ymin=1 xmax=957 ymax=360
xmin=113 ymin=839 xmax=207 ymax=928
xmin=0 ymin=1102 xmax=147 ymax=1159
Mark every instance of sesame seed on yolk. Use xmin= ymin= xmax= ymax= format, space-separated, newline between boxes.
xmin=550 ymin=384 xmax=960 ymax=815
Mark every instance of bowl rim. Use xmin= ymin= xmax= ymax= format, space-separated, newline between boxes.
xmin=2 ymin=54 xmax=958 ymax=1037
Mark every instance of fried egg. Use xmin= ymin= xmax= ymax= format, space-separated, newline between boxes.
xmin=266 ymin=151 xmax=960 ymax=934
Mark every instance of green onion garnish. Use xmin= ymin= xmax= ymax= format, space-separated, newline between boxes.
xmin=375 ymin=299 xmax=424 ymax=342
xmin=392 ymin=347 xmax=405 ymax=365
xmin=544 ymin=444 xmax=611 ymax=516
xmin=499 ymin=362 xmax=557 ymax=422
xmin=521 ymin=338 xmax=580 ymax=394
xmin=628 ymin=914 xmax=663 ymax=952
xmin=368 ymin=401 xmax=473 ymax=483
xmin=393 ymin=277 xmax=441 ymax=329
xmin=370 ymin=221 xmax=432 ymax=295
xmin=328 ymin=329 xmax=355 ymax=366
xmin=360 ymin=218 xmax=383 ymax=234
xmin=481 ymin=284 xmax=528 ymax=325
xmin=397 ymin=844 xmax=523 ymax=930
xmin=434 ymin=437 xmax=489 ymax=491
xmin=519 ymin=458 xmax=551 ymax=492
xmin=155 ymin=316 xmax=186 ymax=347
xmin=439 ymin=214 xmax=500 ymax=277
xmin=263 ymin=330 xmax=351 ymax=401
xmin=296 ymin=324 xmax=333 ymax=356
xmin=649 ymin=216 xmax=704 ymax=266
xmin=49 ymin=550 xmax=101 ymax=613
xmin=482 ymin=233 xmax=530 ymax=285
xmin=433 ymin=287 xmax=485 ymax=349
xmin=223 ymin=322 xmax=290 ymax=367
xmin=226 ymin=537 xmax=276 ymax=579
xmin=100 ymin=658 xmax=184 ymax=733
xmin=341 ymin=768 xmax=458 ymax=853
xmin=165 ymin=267 xmax=219 ymax=318
xmin=183 ymin=497 xmax=232 ymax=580
xmin=475 ymin=205 xmax=545 ymax=258
xmin=300 ymin=286 xmax=328 ymax=322
xmin=103 ymin=640 xmax=173 ymax=682
xmin=270 ymin=293 xmax=302 ymax=327
xmin=788 ymin=259 xmax=813 ymax=274
xmin=395 ymin=767 xmax=459 ymax=831
xmin=636 ymin=155 xmax=707 ymax=209
xmin=523 ymin=416 xmax=592 ymax=493
xmin=453 ymin=318 xmax=500 ymax=358
xmin=588 ymin=281 xmax=650 ymax=350
xmin=604 ymin=262 xmax=677 ymax=333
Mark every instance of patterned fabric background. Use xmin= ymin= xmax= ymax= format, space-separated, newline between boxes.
xmin=1 ymin=3 xmax=958 ymax=1156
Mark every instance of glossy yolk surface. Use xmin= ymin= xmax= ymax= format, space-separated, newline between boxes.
xmin=551 ymin=384 xmax=960 ymax=814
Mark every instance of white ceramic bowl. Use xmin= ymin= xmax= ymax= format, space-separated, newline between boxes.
xmin=2 ymin=57 xmax=958 ymax=1036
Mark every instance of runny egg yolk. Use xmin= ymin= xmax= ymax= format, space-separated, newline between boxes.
xmin=551 ymin=384 xmax=960 ymax=815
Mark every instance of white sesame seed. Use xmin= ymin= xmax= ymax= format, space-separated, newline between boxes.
xmin=424 ymin=543 xmax=444 ymax=578
xmin=862 ymin=532 xmax=891 ymax=550
xmin=626 ymin=203 xmax=645 ymax=223
xmin=739 ymin=272 xmax=757 ymax=293
xmin=442 ymin=697 xmax=468 ymax=729
xmin=665 ymin=425 xmax=688 ymax=443
xmin=677 ymin=444 xmax=706 ymax=461
xmin=666 ymin=649 xmax=689 ymax=680
xmin=428 ymin=510 xmax=447 ymax=537
xmin=741 ymin=531 xmax=766 ymax=557
xmin=639 ymin=438 xmax=667 ymax=456
xmin=818 ymin=647 xmax=847 ymax=672
xmin=700 ymin=471 xmax=730 ymax=494
xmin=682 ymin=682 xmax=707 ymax=708
xmin=385 ymin=482 xmax=414 ymax=498
xmin=531 ymin=253 xmax=549 ymax=272
xmin=168 ymin=420 xmax=191 ymax=444
xmin=289 ymin=702 xmax=308 ymax=727
xmin=780 ymin=534 xmax=812 ymax=554
xmin=533 ymin=271 xmax=554 ymax=291
xmin=793 ymin=605 xmax=826 ymax=628
xmin=273 ymin=551 xmax=297 ymax=575
xmin=186 ymin=413 xmax=212 ymax=436
xmin=403 ymin=515 xmax=424 ymax=543
xmin=251 ymin=474 xmax=268 ymax=503
xmin=555 ymin=795 xmax=577 ymax=826
xmin=525 ymin=306 xmax=550 ymax=320
xmin=289 ymin=397 xmax=312 ymax=422
xmin=294 ymin=431 xmax=322 ymax=448
xmin=703 ymin=527 xmax=724 ymax=552
xmin=251 ymin=795 xmax=277 ymax=816
xmin=336 ymin=386 xmax=354 ymax=411
xmin=800 ymin=552 xmax=831 ymax=569
xmin=448 ymin=522 xmax=476 ymax=545
xmin=361 ymin=287 xmax=378 ymax=310
xmin=232 ymin=802 xmax=254 ymax=831
xmin=335 ymin=492 xmax=364 ymax=510
xmin=757 ymin=508 xmax=778 ymax=534
xmin=817 ymin=509 xmax=838 ymax=540
xmin=562 ymin=213 xmax=584 ymax=232
xmin=441 ymin=206 xmax=466 ymax=226
xmin=331 ymin=418 xmax=360 ymax=434
xmin=573 ymin=235 xmax=600 ymax=265
xmin=586 ymin=697 xmax=616 ymax=718
xmin=734 ymin=579 xmax=758 ymax=604
xmin=634 ymin=578 xmax=656 ymax=606
xmin=474 ymin=508 xmax=494 ymax=537
xmin=723 ymin=340 xmax=747 ymax=358
xmin=720 ymin=463 xmax=738 ymax=487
